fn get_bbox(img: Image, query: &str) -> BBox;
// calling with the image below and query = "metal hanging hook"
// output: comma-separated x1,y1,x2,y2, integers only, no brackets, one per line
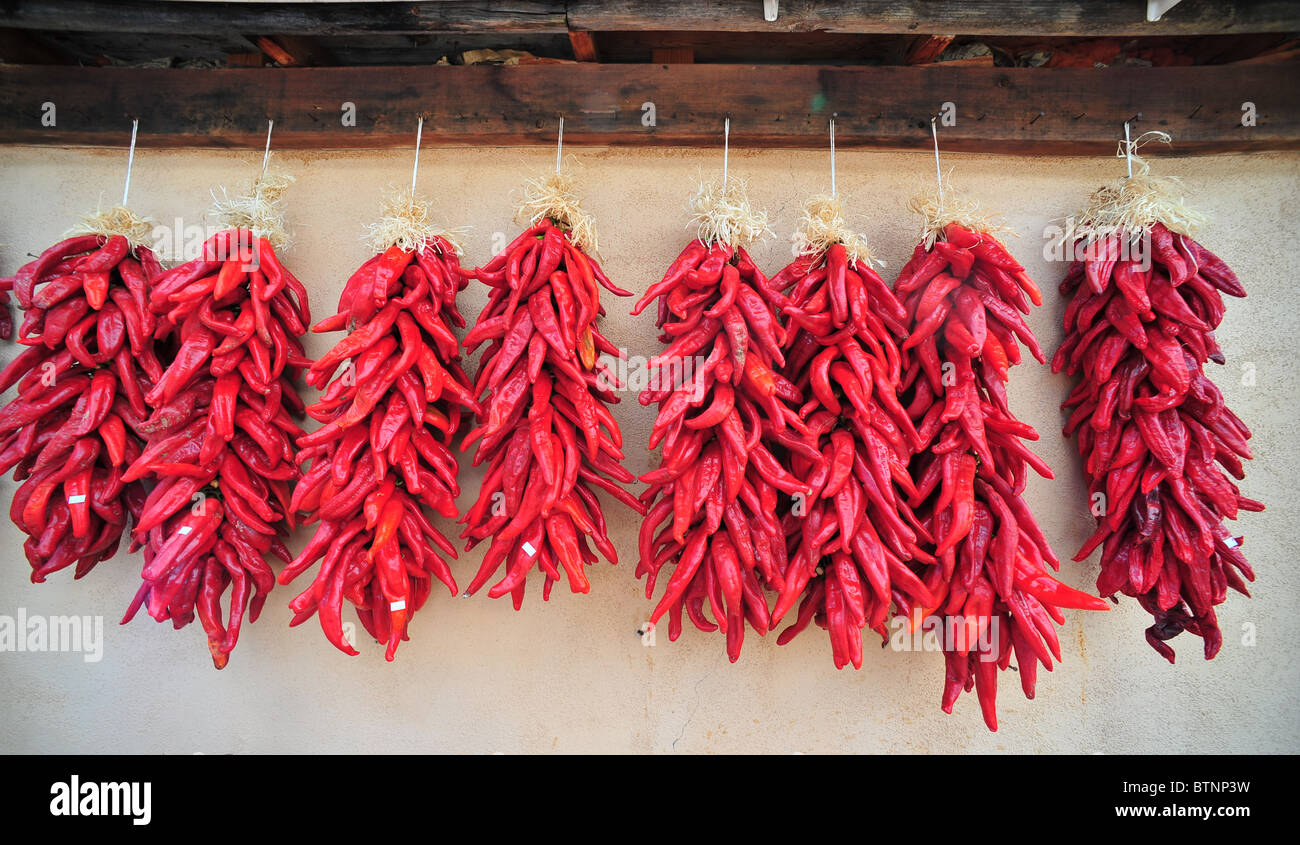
411,116,424,209
931,116,943,204
122,118,139,207
555,115,564,175
829,114,837,198
260,119,274,176
722,116,731,183
1124,120,1133,178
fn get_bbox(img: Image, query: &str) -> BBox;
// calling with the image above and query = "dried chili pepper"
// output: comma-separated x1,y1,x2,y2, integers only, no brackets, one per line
286,235,476,659
123,228,310,668
1,234,161,585
895,222,1108,731
1054,222,1260,662
462,217,640,606
633,238,814,661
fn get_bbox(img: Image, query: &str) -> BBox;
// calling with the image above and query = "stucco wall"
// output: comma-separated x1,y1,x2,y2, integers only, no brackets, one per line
0,145,1295,754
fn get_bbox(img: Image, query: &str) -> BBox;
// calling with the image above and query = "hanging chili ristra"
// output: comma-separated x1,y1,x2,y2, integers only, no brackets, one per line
633,175,814,661
766,194,933,669
0,211,163,586
286,189,478,659
1053,141,1261,662
461,168,641,606
894,195,1108,730
123,173,311,668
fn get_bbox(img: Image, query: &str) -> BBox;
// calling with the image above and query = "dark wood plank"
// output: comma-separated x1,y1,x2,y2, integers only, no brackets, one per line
571,0,1300,35
0,64,1293,154
226,52,267,68
0,1,569,35
1,0,1297,37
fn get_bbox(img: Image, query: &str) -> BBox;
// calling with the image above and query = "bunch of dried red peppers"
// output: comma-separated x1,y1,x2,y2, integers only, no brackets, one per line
0,163,1260,732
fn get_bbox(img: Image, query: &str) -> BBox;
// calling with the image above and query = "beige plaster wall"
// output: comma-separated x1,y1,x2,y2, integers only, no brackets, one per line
0,145,1295,753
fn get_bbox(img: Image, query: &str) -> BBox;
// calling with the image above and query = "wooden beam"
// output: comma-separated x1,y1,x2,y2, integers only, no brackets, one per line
0,1,570,35
0,0,1297,37
570,0,1300,35
0,64,1294,154
568,30,599,62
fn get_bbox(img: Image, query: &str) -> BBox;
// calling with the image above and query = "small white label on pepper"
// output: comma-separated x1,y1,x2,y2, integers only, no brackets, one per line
390,600,406,612
179,526,192,535
1224,536,1239,549
522,541,536,557
67,495,86,504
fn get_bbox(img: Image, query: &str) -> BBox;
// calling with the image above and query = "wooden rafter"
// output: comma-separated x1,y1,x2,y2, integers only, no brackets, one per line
1,0,1298,37
0,63,1293,154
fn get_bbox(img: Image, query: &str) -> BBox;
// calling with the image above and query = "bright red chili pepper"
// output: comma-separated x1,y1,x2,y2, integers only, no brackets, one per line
635,237,814,662
766,234,932,669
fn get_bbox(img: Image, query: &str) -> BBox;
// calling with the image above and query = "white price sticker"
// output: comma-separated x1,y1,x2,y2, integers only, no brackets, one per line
522,541,536,557
67,495,86,504
390,600,406,612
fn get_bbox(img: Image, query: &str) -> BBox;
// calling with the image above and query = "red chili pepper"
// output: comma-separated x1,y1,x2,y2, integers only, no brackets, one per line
635,235,813,661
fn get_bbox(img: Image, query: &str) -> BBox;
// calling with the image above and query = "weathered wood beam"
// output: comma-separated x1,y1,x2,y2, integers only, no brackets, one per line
570,0,1300,35
0,0,1297,37
0,1,570,35
0,64,1292,154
